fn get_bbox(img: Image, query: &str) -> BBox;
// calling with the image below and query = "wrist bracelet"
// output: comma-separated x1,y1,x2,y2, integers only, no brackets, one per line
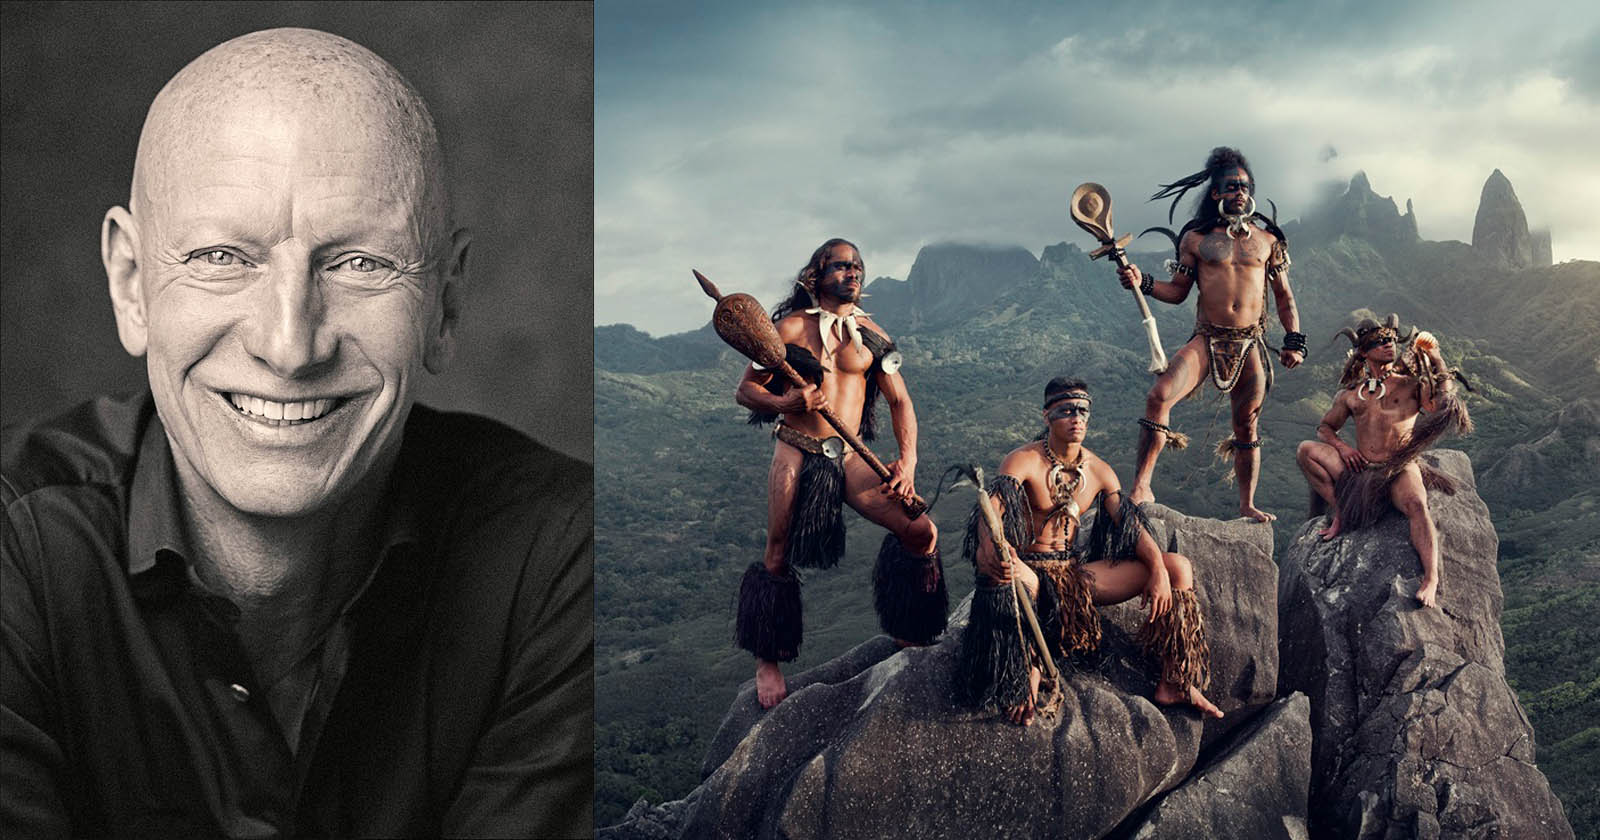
1139,274,1154,296
1282,331,1307,354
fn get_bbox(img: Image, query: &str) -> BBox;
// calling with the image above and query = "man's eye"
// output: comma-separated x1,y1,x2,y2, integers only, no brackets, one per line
189,249,245,267
331,255,389,273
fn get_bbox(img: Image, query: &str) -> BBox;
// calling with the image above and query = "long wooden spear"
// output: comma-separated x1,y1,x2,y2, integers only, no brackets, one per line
959,463,1060,687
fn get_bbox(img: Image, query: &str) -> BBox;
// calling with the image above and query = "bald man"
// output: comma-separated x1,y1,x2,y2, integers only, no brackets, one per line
1,29,591,837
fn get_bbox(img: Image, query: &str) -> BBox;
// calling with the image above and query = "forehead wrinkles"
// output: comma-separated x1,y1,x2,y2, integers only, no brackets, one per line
131,28,449,245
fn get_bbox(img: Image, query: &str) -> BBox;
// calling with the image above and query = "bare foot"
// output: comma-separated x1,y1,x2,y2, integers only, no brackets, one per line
1154,681,1225,718
1416,576,1439,608
1004,665,1042,726
1240,504,1276,522
1317,515,1342,540
1129,484,1155,506
756,660,787,709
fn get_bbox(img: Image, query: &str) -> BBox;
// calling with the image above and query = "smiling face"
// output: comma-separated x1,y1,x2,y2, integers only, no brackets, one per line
105,30,465,519
815,243,864,305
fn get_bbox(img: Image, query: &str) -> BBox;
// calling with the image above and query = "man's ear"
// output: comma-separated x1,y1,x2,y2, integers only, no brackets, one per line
103,206,148,357
424,227,470,375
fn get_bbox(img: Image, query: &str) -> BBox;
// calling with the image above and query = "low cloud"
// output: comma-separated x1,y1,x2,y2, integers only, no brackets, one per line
598,1,1600,335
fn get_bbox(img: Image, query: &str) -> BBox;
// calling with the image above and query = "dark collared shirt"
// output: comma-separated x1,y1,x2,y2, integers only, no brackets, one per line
1,393,593,838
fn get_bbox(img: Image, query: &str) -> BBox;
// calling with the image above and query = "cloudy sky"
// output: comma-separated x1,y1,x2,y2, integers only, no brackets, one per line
597,0,1599,336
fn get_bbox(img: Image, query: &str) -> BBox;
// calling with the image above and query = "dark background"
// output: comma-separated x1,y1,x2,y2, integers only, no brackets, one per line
0,1,593,461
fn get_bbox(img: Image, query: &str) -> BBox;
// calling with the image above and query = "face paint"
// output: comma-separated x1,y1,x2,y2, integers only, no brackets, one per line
1047,402,1091,421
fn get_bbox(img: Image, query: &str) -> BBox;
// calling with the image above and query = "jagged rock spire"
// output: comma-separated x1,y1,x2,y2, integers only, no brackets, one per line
1472,169,1535,268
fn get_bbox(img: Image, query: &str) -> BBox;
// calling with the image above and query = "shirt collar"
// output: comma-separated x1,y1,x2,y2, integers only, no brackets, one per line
126,413,192,577
125,408,426,581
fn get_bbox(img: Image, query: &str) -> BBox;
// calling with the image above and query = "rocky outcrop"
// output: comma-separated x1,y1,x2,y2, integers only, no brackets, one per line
1121,693,1312,840
1471,169,1534,268
1296,172,1420,251
1531,228,1553,267
604,505,1282,839
867,243,1039,331
1278,450,1573,839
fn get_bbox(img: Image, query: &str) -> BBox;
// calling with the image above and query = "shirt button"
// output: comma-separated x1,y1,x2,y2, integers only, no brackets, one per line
229,683,251,702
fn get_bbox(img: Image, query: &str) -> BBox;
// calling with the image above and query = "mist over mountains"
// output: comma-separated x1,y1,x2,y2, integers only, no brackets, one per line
595,171,1599,829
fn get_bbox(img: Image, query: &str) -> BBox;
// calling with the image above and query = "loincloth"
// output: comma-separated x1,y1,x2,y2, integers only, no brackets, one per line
1019,550,1102,658
775,424,846,569
1331,456,1457,533
1192,320,1272,396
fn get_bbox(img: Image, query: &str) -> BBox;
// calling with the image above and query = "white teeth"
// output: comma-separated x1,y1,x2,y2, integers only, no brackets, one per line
228,394,334,422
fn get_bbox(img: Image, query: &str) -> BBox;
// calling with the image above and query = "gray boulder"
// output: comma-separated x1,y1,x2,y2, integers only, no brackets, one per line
610,504,1278,840
1122,693,1312,840
1277,450,1573,839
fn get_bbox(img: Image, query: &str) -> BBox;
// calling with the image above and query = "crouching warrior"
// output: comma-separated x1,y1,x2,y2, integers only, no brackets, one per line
1296,314,1473,607
734,238,945,708
956,377,1223,725
1120,147,1304,521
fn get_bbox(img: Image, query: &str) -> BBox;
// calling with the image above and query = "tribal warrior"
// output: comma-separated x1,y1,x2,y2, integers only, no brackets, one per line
957,377,1222,725
1296,314,1472,608
1119,147,1305,521
734,238,946,708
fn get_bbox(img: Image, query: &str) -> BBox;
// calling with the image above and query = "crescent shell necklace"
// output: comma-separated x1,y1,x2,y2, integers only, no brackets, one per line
1042,439,1086,525
1358,367,1393,401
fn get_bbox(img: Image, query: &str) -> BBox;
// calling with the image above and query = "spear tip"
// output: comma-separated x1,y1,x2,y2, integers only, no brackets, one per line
692,269,722,301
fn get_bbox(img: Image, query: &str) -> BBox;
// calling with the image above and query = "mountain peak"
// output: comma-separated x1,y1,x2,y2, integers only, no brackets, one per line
1295,171,1418,250
1472,169,1535,268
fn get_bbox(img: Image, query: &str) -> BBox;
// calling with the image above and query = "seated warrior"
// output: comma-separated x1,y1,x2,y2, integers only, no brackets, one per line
1296,314,1472,608
957,377,1222,726
1118,147,1305,521
734,238,945,709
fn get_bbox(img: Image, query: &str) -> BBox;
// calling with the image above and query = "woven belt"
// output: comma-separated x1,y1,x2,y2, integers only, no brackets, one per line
775,424,844,458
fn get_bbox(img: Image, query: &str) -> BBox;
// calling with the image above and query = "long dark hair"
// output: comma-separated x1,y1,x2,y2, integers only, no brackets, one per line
1151,147,1254,226
1141,147,1285,259
772,237,860,321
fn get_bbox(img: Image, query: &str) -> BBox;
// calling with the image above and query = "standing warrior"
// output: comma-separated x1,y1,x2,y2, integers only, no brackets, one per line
1295,314,1473,608
1119,147,1305,521
957,377,1222,725
734,238,946,708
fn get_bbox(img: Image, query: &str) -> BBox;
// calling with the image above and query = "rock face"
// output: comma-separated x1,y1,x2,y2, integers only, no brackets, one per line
867,243,1039,331
1123,693,1312,840
1531,228,1553,267
1277,450,1573,839
1471,169,1534,268
1297,171,1420,251
604,504,1283,839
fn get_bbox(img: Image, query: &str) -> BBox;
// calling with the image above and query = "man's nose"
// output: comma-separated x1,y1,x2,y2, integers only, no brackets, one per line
242,257,336,378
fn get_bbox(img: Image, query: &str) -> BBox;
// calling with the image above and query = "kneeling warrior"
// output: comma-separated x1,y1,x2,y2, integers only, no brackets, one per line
734,238,946,709
956,377,1223,725
1119,147,1305,521
1296,314,1473,608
